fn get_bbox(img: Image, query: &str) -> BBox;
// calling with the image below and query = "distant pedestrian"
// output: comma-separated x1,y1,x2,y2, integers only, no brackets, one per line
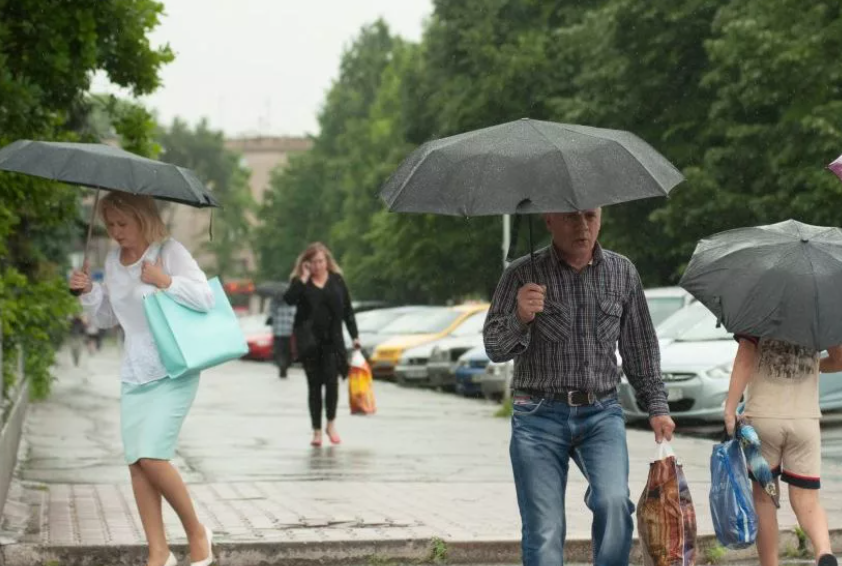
284,242,359,447
483,208,674,566
69,314,86,367
725,337,842,566
84,316,101,355
69,192,215,566
268,291,295,378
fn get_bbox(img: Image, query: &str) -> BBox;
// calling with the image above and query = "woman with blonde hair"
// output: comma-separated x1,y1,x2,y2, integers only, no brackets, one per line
69,192,215,566
284,242,359,446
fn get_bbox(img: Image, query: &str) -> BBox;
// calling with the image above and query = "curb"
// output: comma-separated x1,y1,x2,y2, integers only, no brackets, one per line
2,530,840,566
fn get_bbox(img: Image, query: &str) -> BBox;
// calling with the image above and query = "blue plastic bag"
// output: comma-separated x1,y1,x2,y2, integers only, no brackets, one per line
709,439,757,549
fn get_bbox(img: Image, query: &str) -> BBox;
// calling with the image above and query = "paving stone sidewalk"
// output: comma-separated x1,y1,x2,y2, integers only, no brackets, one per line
2,346,841,565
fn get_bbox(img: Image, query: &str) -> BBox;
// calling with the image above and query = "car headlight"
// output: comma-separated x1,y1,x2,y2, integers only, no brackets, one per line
707,364,733,379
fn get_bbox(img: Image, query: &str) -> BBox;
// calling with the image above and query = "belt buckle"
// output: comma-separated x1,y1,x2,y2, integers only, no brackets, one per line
567,391,595,406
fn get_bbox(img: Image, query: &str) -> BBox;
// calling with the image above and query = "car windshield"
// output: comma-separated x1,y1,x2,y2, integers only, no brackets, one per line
356,308,419,333
450,311,488,336
381,308,460,334
656,302,732,342
647,297,687,327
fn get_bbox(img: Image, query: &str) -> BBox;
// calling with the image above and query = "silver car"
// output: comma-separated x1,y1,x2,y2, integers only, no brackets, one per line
481,358,513,402
618,301,842,422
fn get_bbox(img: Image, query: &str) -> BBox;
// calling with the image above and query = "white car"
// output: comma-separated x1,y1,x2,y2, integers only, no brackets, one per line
619,301,842,422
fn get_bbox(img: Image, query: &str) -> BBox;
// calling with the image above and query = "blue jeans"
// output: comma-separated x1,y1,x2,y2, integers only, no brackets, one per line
510,393,633,566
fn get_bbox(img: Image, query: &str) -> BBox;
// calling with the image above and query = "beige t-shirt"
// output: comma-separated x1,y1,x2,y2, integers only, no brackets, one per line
740,337,821,419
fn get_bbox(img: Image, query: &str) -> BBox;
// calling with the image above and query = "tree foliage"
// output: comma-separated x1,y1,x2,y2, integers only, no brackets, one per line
257,0,842,301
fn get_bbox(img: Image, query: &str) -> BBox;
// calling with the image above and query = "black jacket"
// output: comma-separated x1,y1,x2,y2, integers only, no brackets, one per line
283,272,358,356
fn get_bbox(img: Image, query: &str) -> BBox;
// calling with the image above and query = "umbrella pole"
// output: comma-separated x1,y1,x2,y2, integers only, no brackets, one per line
528,214,536,282
70,189,100,296
82,189,101,269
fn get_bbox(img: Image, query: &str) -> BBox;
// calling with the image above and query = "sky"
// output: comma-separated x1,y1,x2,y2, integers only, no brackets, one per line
92,0,433,138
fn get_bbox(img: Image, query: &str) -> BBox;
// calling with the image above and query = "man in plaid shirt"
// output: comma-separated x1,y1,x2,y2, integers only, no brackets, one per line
484,208,675,566
269,294,296,378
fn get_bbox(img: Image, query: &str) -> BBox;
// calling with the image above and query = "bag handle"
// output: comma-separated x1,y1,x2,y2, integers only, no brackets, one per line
147,238,171,274
656,441,675,461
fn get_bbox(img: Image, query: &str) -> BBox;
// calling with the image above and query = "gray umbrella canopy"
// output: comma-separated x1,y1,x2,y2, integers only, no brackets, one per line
379,118,684,216
679,220,842,351
0,140,218,207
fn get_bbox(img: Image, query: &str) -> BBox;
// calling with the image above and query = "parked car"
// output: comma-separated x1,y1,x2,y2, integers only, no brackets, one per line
371,303,489,379
239,314,274,361
352,300,392,313
481,359,513,402
644,286,695,327
454,346,492,397
618,301,842,422
395,310,487,387
344,305,435,359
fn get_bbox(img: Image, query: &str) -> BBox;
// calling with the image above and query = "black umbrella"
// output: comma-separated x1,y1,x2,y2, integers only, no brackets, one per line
0,139,218,265
379,118,684,277
679,220,842,351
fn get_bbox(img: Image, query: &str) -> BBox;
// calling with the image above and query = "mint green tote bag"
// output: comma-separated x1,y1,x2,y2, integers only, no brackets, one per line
144,277,248,378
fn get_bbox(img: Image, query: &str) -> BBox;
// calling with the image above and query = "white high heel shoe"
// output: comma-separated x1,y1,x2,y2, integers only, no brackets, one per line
163,552,177,566
190,525,214,566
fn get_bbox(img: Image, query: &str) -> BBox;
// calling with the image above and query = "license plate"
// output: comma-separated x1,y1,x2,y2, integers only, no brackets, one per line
667,388,684,401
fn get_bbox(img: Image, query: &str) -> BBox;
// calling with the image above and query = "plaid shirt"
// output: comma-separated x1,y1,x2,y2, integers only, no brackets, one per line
270,297,296,337
483,243,669,417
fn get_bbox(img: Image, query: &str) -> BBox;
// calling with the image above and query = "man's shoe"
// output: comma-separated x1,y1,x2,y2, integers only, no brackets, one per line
819,554,838,566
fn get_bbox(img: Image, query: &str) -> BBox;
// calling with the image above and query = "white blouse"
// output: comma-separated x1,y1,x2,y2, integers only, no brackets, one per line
80,238,214,385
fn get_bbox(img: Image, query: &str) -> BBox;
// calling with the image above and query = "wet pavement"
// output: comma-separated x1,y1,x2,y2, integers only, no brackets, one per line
2,344,841,565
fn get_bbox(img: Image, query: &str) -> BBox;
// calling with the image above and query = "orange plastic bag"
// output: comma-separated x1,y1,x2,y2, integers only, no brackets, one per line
348,350,376,415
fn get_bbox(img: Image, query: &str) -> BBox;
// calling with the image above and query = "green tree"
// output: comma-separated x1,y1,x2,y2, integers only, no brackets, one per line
257,0,842,304
255,21,400,286
0,0,172,397
156,119,255,278
654,0,842,272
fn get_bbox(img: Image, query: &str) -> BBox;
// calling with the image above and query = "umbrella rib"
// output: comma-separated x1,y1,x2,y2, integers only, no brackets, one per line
803,242,820,350
525,121,577,209
567,125,684,185
385,144,434,211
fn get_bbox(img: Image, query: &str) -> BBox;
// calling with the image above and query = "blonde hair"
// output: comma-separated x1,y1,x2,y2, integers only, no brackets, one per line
291,242,343,279
99,192,168,244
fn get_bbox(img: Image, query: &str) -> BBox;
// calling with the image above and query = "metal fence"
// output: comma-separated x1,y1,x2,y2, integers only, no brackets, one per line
0,324,29,521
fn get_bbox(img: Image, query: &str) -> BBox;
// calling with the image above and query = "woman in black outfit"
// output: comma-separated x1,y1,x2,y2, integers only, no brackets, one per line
284,242,359,447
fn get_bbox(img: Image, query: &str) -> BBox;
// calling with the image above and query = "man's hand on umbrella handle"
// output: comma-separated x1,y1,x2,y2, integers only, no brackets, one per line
69,261,93,295
517,284,546,324
650,414,676,443
141,256,172,289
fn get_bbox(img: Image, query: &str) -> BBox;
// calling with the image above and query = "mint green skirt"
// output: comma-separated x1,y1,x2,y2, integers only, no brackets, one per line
120,373,200,465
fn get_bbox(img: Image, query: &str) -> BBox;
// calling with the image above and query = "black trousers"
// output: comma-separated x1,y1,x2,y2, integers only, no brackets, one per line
302,347,339,430
273,335,291,375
